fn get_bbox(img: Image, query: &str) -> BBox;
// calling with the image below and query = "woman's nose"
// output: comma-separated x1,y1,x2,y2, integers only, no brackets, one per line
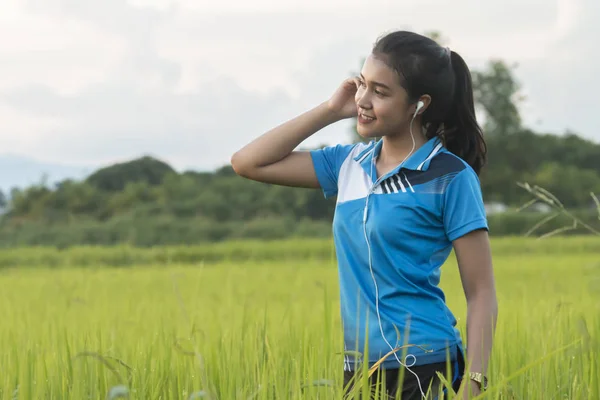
355,90,372,110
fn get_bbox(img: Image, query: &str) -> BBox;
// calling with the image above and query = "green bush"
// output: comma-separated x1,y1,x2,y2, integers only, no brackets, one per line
0,210,597,249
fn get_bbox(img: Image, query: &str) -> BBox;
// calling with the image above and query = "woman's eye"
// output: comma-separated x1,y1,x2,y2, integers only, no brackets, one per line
358,79,384,96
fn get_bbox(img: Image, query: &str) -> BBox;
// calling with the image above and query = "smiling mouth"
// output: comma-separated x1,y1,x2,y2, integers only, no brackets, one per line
358,113,376,123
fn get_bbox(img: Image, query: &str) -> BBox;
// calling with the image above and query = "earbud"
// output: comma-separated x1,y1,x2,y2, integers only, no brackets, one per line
415,100,424,116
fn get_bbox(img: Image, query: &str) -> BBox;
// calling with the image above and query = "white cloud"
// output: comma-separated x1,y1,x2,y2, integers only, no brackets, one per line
0,45,354,170
556,0,582,36
0,103,69,150
514,0,599,135
0,1,127,94
177,0,412,13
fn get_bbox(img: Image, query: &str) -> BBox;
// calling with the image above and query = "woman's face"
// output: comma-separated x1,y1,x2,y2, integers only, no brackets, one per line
355,54,413,139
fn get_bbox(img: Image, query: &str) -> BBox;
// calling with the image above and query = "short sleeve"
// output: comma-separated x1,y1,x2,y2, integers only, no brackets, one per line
310,143,356,198
443,168,489,241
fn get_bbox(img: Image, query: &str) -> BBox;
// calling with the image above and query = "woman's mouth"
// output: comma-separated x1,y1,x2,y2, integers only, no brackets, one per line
358,113,376,124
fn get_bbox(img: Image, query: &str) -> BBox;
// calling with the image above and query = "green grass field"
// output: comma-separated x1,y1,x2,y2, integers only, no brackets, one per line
0,237,598,399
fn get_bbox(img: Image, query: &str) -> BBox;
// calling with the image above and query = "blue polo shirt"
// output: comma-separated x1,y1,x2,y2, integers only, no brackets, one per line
310,136,488,371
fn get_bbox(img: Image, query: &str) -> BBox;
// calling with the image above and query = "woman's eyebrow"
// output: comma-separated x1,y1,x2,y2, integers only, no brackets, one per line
360,73,391,90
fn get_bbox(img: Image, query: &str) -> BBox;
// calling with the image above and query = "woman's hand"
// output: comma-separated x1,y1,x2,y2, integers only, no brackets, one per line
327,77,360,119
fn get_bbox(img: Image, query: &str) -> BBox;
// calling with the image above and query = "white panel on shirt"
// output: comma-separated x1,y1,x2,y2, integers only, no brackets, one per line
336,144,383,204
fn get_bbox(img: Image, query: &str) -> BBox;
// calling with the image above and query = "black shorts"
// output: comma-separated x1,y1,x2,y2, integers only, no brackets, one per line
342,349,465,400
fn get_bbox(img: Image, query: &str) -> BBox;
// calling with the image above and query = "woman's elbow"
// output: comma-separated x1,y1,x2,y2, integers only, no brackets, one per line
230,151,252,178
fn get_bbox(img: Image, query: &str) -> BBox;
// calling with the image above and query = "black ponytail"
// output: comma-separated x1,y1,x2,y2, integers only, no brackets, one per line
372,31,487,175
444,50,487,175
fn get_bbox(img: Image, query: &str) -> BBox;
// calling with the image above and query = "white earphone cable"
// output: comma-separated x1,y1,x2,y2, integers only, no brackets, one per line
362,104,426,399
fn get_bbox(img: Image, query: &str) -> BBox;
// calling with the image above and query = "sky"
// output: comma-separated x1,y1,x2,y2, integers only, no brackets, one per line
0,0,597,174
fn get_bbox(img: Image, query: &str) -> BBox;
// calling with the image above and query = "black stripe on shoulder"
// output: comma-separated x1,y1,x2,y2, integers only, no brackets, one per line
403,153,466,186
381,180,390,194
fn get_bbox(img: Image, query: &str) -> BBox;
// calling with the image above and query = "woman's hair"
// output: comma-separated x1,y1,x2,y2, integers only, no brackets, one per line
372,31,487,175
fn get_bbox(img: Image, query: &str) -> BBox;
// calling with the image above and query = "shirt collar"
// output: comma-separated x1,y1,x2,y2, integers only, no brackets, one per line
354,136,444,180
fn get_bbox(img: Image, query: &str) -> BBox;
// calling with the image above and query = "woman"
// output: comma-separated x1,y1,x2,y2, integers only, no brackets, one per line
231,30,498,399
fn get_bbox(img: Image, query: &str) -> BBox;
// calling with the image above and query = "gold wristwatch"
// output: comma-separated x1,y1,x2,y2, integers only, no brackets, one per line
469,372,488,390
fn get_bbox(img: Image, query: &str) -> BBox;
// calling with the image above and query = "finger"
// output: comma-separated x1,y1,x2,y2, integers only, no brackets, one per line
343,77,356,88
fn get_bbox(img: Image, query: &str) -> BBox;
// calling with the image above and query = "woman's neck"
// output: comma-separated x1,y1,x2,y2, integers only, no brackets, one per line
378,123,427,166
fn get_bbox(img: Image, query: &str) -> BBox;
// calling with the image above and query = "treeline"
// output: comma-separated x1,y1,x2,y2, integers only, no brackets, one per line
0,59,599,247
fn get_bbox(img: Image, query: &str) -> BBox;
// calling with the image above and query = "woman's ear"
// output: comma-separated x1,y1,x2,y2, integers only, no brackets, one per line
415,95,432,115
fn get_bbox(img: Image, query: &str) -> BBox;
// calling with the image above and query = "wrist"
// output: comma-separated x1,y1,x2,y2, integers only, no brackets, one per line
321,101,349,123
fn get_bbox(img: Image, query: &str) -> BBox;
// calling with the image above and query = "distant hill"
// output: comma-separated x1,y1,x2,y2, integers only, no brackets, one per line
0,154,95,194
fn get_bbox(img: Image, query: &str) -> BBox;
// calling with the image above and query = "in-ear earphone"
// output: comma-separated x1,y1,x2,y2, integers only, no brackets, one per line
415,100,424,116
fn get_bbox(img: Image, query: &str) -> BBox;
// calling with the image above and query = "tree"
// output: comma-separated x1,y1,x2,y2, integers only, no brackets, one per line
472,60,523,136
86,155,175,192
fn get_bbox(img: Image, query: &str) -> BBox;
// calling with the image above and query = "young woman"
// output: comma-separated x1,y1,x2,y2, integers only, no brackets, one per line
231,30,498,399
